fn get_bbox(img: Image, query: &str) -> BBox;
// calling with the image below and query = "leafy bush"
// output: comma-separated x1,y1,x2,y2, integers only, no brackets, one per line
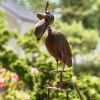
0,8,100,100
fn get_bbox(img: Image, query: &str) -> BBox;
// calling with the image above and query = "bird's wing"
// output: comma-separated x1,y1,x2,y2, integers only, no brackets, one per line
56,32,72,57
56,32,72,67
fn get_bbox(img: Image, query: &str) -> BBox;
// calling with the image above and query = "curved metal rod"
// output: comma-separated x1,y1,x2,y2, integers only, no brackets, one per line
73,84,83,100
65,81,83,100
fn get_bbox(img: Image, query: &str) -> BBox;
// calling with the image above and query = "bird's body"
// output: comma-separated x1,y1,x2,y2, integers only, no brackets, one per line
34,11,72,70
45,27,72,67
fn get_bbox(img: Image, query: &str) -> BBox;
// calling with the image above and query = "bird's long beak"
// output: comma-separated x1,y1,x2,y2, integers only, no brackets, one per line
34,19,49,41
42,21,49,35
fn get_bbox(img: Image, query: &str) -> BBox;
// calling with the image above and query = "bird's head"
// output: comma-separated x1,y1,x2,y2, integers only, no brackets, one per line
34,12,54,41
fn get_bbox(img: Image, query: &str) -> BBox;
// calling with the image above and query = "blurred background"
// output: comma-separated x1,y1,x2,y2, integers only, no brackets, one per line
0,0,100,99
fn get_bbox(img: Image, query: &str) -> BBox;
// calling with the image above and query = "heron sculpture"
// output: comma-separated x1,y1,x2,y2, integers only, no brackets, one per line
34,2,72,71
33,2,83,100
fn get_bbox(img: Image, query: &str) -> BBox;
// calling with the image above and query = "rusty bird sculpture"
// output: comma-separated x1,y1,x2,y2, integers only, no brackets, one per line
34,3,72,71
33,3,84,100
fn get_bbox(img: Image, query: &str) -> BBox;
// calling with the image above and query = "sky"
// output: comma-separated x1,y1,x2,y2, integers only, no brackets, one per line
50,0,60,3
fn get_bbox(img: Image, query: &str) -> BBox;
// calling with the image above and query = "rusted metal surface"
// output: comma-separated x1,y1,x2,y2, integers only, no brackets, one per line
34,1,82,100
46,72,82,100
34,1,72,70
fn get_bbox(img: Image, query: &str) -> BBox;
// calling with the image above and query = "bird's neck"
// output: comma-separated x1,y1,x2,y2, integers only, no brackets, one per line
47,26,52,36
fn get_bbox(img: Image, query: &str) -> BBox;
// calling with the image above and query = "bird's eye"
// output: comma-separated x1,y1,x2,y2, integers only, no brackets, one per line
45,15,50,22
45,19,48,21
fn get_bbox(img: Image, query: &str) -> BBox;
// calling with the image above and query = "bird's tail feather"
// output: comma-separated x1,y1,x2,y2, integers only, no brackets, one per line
65,57,72,67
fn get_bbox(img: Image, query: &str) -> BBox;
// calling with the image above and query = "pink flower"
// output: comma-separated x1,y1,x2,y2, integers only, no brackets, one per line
0,79,5,89
11,73,19,83
31,68,39,73
0,83,5,89
72,75,77,81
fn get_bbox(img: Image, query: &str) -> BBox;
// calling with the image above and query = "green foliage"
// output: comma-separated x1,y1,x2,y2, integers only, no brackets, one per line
59,0,100,30
17,32,39,53
76,74,100,100
0,9,18,67
0,1,100,100
0,45,18,67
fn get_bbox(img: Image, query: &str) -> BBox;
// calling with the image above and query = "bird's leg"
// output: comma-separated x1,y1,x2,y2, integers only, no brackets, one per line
56,60,58,71
62,63,65,71
60,72,63,82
